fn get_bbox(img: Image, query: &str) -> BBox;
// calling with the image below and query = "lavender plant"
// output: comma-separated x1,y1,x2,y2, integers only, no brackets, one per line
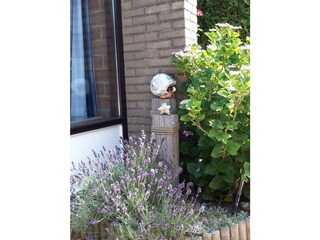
70,131,205,240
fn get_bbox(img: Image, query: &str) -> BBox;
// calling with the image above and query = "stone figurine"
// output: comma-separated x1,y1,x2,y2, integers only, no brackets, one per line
158,103,171,115
150,73,176,99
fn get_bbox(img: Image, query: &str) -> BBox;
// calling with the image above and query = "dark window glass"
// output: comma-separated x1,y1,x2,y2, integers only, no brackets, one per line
70,0,120,124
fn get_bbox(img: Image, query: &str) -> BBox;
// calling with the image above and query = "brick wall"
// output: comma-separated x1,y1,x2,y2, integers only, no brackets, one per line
121,0,198,136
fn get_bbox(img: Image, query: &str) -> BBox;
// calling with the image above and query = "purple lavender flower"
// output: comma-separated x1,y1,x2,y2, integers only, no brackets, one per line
182,130,194,137
177,225,184,231
89,220,99,225
199,205,205,213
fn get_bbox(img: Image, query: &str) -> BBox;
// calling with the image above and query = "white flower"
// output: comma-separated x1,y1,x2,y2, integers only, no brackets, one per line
216,23,242,29
158,103,171,115
207,44,217,51
228,64,237,69
242,65,250,71
229,71,241,76
239,45,250,51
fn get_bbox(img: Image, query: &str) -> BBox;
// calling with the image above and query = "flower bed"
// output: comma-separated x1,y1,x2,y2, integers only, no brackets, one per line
71,216,250,240
70,131,249,240
187,216,250,240
71,131,205,240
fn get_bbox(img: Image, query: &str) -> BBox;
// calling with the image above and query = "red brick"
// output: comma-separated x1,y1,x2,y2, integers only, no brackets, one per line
132,0,157,8
135,50,159,59
159,11,184,21
159,29,185,39
127,109,150,117
123,35,134,44
125,76,151,84
132,15,158,25
160,49,177,57
134,32,158,43
124,52,134,60
126,101,137,109
123,25,146,35
145,4,171,14
147,21,171,32
136,68,160,76
125,85,136,92
124,68,136,77
137,101,152,109
135,84,151,92
124,42,145,51
122,8,145,18
172,1,184,10
122,18,133,27
173,38,186,47
128,117,151,125
121,1,131,10
146,40,171,49
148,58,172,67
173,20,185,29
125,59,148,68
126,93,153,101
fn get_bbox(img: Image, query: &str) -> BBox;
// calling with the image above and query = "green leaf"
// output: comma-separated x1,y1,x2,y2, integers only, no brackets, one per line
225,140,241,155
222,172,234,183
180,114,191,122
204,164,218,176
217,89,228,98
211,144,223,158
198,114,206,121
208,129,231,142
191,101,202,109
226,102,234,109
226,120,238,130
202,187,214,200
208,175,226,191
242,162,250,182
179,99,191,110
210,102,223,111
186,163,202,178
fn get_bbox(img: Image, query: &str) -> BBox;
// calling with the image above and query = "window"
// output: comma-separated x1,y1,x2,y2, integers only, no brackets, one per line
70,0,127,135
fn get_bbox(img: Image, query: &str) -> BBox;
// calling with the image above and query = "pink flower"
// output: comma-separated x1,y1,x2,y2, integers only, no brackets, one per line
197,9,203,16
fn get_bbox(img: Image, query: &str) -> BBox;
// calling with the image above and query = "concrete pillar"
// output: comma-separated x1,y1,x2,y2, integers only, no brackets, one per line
151,98,180,185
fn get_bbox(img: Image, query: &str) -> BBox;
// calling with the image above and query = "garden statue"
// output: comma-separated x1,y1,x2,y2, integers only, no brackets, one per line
150,73,176,99
158,103,171,115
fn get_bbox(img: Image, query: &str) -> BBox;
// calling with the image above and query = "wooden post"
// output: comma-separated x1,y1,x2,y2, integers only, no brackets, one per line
245,217,250,240
93,223,100,240
99,221,107,240
151,98,180,185
202,233,212,240
238,220,247,240
230,223,240,240
212,230,222,240
220,226,231,240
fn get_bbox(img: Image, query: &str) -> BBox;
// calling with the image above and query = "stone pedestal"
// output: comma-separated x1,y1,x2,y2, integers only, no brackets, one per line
151,98,180,185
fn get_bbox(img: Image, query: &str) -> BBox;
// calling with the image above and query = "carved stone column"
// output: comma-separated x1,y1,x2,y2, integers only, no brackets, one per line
151,98,180,185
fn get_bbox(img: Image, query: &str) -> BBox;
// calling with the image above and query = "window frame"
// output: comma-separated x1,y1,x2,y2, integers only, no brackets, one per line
70,0,127,139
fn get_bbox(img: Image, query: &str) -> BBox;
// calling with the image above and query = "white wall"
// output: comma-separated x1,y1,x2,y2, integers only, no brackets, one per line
70,124,123,165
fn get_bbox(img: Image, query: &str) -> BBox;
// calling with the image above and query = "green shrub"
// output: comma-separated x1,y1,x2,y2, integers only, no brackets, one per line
197,0,250,47
173,24,250,202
